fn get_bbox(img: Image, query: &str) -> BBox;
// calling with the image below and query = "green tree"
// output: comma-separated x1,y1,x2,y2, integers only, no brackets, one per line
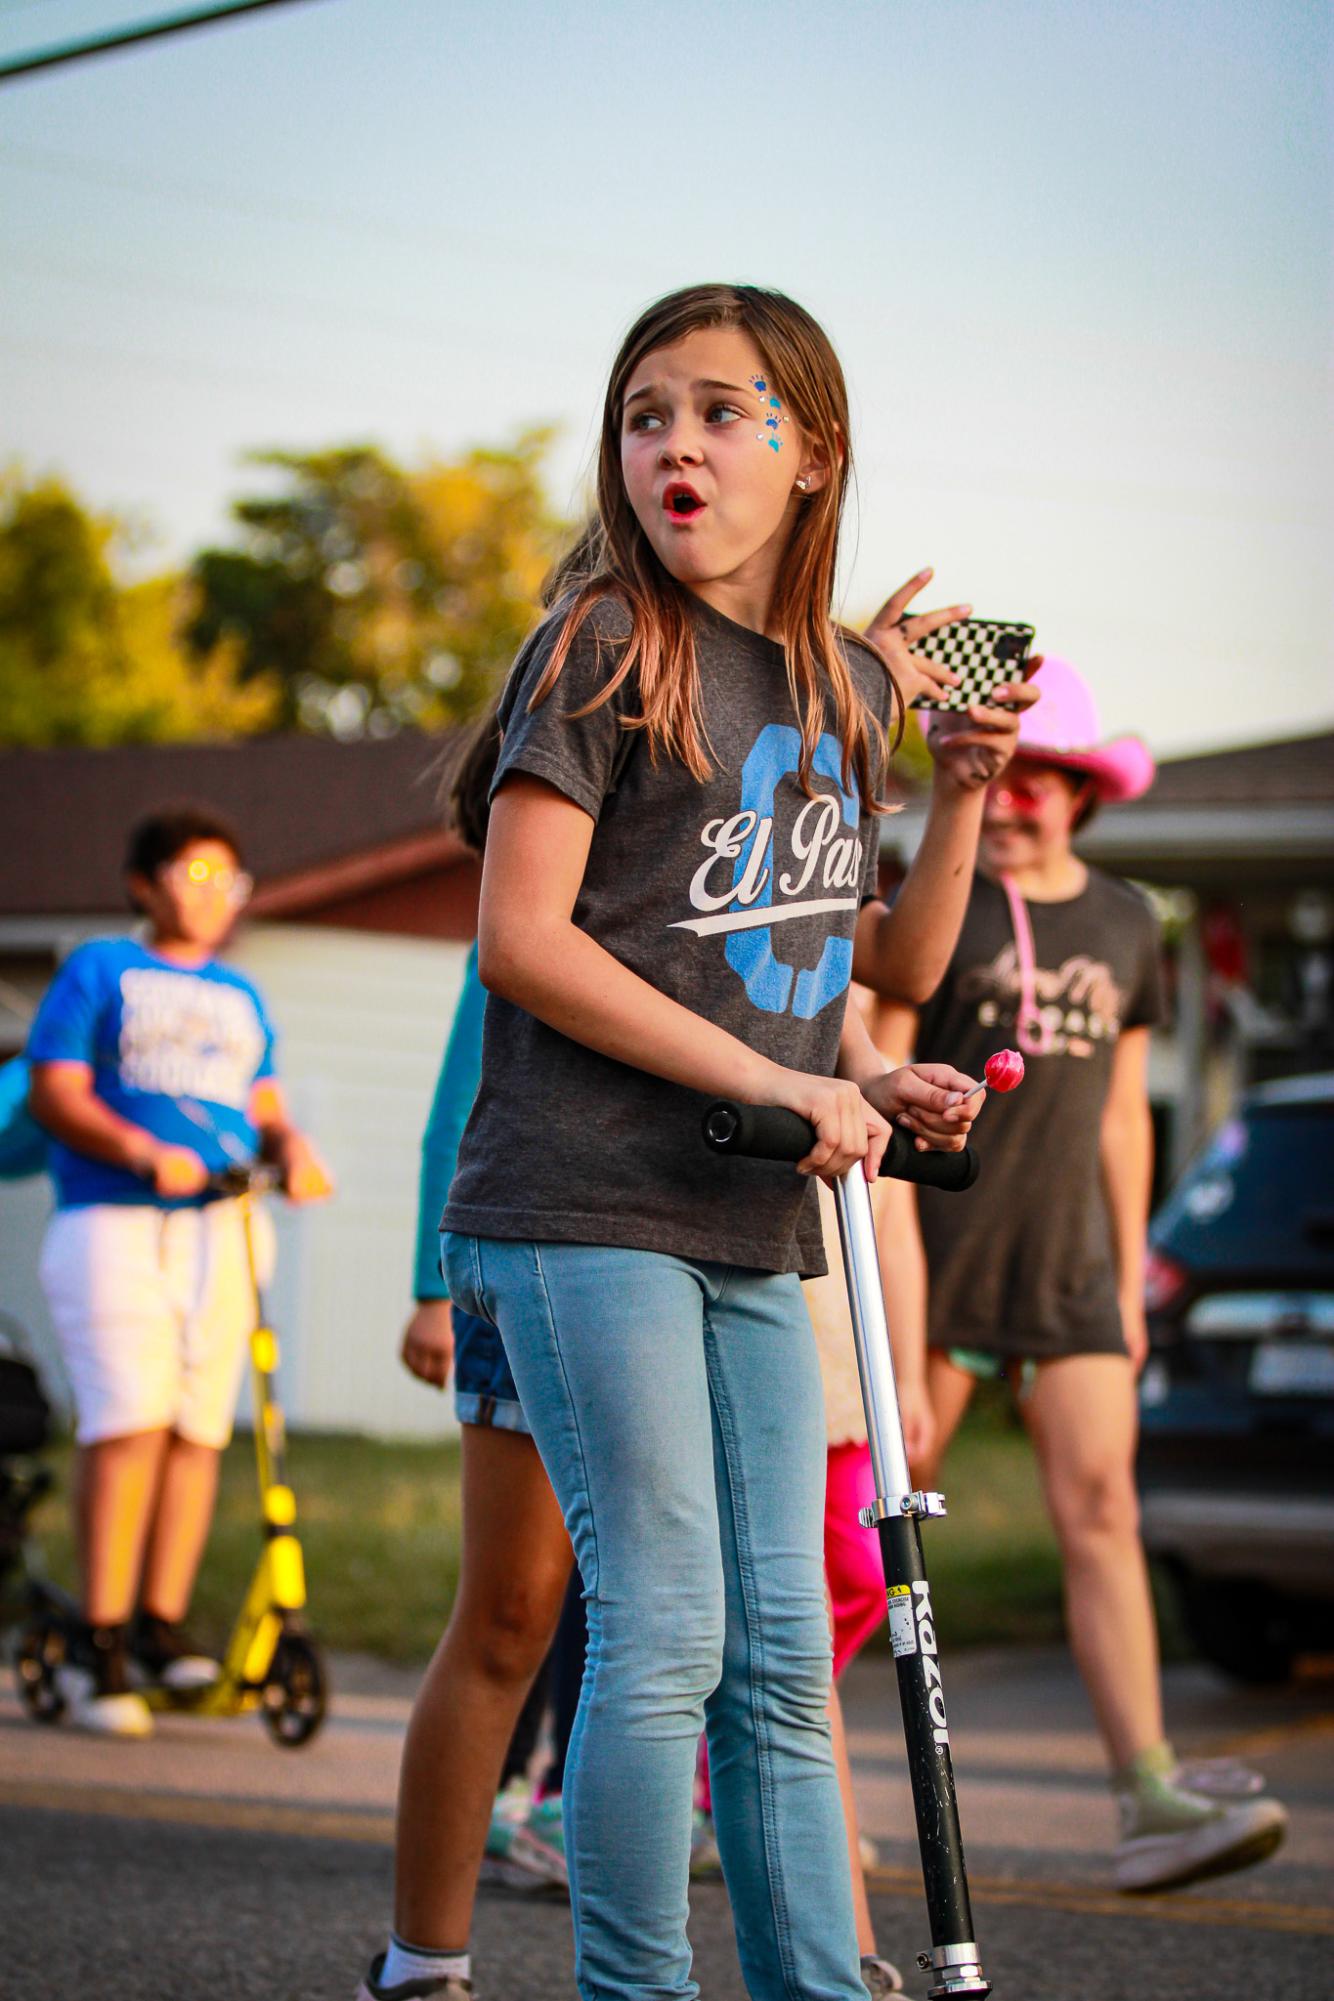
188,432,568,736
0,470,276,747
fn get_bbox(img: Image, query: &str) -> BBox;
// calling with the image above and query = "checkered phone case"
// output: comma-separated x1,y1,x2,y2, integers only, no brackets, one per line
909,619,1035,711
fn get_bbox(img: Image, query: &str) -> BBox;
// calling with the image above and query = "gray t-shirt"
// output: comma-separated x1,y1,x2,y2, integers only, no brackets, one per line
914,869,1165,1358
442,593,893,1276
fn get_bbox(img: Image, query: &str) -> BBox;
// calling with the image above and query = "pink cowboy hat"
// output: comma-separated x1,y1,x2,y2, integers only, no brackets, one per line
1015,656,1155,802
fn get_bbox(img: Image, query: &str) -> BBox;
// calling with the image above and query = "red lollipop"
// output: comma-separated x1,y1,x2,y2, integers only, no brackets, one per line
961,1048,1026,1102
984,1048,1025,1093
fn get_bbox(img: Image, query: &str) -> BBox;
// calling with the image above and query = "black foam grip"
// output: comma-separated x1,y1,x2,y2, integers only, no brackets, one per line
702,1102,979,1192
202,1164,283,1198
880,1128,980,1191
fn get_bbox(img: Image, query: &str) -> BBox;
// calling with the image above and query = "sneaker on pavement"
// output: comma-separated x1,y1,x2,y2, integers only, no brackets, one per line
1174,1755,1267,1799
1114,1779,1287,1893
56,1623,153,1738
526,1794,566,1855
486,1775,530,1841
480,1783,568,1890
860,1955,905,1999
131,1611,220,1692
355,1952,472,1999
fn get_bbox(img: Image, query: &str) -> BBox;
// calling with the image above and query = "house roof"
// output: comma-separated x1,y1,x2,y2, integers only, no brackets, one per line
3,723,1331,922
1077,729,1334,884
1136,730,1334,809
0,731,460,919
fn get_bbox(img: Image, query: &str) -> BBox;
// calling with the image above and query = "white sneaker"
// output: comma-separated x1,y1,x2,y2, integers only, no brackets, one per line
56,1662,153,1738
1114,1782,1287,1893
861,1953,905,1997
480,1782,567,1889
57,1622,154,1737
356,1953,472,1998
131,1613,220,1692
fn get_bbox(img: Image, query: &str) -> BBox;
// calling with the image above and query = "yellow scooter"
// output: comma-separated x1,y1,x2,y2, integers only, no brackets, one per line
16,1166,327,1748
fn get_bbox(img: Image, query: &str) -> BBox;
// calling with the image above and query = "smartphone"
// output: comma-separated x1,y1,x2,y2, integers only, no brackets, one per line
908,618,1036,712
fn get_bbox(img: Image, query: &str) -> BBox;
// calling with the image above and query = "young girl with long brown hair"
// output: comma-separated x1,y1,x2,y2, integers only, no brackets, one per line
360,283,1033,2001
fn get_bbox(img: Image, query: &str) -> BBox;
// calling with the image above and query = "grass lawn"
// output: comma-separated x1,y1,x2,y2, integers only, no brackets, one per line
911,1385,1066,1649
27,1430,466,1664
22,1385,1183,1664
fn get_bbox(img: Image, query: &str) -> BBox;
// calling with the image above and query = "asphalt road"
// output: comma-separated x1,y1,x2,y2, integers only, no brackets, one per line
5,1645,1332,2001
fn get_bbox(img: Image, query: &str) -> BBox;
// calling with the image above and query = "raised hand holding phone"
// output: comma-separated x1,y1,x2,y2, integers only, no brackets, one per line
925,653,1043,792
862,568,973,709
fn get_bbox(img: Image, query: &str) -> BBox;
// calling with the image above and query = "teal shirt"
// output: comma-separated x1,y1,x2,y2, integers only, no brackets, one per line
0,1057,47,1180
414,943,485,1301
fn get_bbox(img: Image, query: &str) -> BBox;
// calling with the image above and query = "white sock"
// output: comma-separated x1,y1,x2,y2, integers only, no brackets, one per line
380,1935,470,1991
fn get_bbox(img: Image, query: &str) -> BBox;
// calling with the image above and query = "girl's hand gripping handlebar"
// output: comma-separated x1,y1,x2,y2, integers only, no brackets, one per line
702,1102,980,1192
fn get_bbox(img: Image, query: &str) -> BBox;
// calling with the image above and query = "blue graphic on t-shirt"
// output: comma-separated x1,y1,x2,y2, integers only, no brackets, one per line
725,725,860,1019
25,938,277,1209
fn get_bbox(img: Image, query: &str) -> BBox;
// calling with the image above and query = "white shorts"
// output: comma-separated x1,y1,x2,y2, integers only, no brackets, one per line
39,1201,276,1449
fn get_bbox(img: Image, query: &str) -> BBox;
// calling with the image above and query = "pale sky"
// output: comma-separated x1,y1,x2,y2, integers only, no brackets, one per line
2,0,1330,756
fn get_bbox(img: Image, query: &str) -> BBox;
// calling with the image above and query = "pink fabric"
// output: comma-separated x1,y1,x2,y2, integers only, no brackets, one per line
695,1728,712,1816
1011,657,1155,803
824,1440,889,1676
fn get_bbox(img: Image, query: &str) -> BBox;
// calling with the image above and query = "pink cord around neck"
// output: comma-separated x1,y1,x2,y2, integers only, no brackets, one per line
999,871,1052,1056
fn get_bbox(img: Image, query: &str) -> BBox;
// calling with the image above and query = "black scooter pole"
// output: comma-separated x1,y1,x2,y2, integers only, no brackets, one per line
703,1104,991,2001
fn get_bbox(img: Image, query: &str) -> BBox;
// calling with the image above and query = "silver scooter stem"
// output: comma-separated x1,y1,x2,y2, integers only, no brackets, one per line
832,1167,912,1510
831,1163,990,2001
699,1103,989,1995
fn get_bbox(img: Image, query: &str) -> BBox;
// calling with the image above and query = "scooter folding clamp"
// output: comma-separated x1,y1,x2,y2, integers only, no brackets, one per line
858,1490,948,1528
916,1942,991,2000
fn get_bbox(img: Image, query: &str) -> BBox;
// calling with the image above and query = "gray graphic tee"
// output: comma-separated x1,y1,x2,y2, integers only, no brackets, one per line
914,870,1165,1358
442,594,894,1276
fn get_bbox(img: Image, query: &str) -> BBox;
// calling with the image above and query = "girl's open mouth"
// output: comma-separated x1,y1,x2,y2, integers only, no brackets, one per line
663,482,705,520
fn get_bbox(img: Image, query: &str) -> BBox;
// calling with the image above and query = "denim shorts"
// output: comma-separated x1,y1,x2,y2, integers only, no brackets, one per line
452,1304,530,1434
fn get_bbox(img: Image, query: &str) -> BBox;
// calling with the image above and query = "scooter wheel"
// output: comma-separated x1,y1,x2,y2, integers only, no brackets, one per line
16,1617,67,1724
260,1630,327,1748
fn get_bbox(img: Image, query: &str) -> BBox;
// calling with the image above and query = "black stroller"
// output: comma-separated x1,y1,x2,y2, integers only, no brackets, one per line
0,1313,67,1720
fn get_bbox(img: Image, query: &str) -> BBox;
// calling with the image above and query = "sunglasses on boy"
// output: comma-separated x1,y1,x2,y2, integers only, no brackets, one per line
160,857,254,908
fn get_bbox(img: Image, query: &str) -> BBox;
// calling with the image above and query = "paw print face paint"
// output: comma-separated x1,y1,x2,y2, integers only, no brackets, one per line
751,376,791,453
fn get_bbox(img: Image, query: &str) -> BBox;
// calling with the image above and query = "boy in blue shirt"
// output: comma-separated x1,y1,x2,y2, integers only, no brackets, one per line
27,804,332,1735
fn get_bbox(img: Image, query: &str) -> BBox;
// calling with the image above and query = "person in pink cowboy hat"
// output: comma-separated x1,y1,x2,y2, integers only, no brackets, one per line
877,656,1289,1894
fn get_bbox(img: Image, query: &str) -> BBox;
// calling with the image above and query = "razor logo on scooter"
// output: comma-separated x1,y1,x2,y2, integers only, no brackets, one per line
887,1583,951,1746
914,1582,951,1749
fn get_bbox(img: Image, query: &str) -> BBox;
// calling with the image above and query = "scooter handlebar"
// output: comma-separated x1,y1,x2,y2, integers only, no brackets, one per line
202,1163,284,1199
702,1101,980,1192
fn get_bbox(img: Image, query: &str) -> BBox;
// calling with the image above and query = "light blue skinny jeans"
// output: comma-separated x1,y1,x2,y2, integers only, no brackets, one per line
442,1232,868,2001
